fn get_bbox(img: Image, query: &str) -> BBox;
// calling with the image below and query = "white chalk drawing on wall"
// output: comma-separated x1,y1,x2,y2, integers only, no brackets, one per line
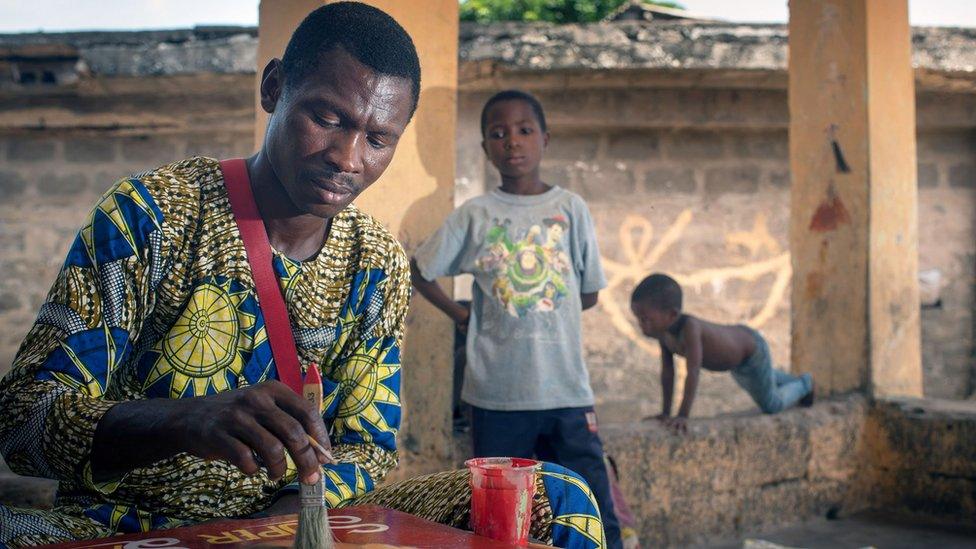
599,210,792,358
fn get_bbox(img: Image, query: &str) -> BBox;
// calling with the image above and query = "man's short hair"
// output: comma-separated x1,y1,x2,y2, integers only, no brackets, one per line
480,89,548,136
281,2,421,116
632,273,683,311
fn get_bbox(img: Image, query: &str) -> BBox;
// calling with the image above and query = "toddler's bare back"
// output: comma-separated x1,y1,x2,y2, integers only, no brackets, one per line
662,315,758,371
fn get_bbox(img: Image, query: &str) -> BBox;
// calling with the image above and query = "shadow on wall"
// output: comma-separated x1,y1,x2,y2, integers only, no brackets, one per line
398,85,457,254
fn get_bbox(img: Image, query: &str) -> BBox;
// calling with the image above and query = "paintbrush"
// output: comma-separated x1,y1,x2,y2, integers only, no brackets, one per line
294,363,335,549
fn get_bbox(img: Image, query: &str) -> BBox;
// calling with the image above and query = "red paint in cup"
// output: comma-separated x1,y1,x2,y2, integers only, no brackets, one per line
465,457,541,546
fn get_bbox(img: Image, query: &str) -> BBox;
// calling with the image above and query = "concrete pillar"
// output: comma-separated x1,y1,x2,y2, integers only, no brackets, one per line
257,1,458,476
789,0,922,397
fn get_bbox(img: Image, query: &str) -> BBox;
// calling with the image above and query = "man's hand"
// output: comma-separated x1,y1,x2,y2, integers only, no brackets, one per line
177,381,332,484
91,380,332,484
663,416,688,435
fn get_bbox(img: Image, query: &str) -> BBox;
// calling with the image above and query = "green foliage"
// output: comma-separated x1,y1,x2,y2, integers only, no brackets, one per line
459,0,685,23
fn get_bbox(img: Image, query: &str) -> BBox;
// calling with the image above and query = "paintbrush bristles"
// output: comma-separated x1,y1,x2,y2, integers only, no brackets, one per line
294,505,335,549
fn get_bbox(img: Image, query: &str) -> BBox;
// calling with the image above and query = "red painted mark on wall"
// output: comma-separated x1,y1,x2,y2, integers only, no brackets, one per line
809,187,851,232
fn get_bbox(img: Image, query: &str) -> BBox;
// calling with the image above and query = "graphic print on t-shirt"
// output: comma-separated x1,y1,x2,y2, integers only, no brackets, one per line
475,215,571,317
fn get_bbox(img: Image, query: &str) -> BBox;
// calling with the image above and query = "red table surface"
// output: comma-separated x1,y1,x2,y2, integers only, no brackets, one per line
35,505,550,549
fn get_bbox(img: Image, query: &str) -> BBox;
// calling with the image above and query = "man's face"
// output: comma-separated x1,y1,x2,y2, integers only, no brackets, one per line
631,300,677,337
261,47,414,218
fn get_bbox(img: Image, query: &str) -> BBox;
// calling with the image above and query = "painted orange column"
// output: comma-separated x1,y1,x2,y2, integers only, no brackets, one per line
864,0,923,397
257,1,458,476
788,0,922,397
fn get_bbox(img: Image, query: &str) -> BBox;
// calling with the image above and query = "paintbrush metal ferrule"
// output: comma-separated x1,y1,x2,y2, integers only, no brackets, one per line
300,477,326,508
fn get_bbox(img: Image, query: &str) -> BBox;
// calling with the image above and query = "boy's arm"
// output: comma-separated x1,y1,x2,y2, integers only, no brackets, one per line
659,343,675,417
675,320,703,419
581,291,599,310
410,258,469,329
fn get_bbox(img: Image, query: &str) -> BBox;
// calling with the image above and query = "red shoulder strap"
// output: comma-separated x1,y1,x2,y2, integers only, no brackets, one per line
219,158,303,395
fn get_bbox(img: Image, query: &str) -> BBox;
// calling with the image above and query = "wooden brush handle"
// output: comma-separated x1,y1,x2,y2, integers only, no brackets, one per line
303,383,323,413
303,363,324,413
302,363,333,463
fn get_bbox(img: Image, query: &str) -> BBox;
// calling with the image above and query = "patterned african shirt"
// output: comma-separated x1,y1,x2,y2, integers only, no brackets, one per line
0,157,407,533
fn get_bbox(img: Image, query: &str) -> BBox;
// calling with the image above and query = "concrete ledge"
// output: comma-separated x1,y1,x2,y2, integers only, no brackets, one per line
869,398,976,522
603,395,870,547
603,394,976,547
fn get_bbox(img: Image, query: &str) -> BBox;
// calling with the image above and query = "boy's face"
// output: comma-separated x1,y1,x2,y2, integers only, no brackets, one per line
631,300,679,337
482,99,549,179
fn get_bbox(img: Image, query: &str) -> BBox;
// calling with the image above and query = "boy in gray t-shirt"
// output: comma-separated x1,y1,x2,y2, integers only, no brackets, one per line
414,188,605,410
411,90,621,549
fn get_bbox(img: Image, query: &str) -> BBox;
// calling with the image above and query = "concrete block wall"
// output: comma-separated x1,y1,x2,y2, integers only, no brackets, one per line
571,127,793,420
456,88,976,422
0,78,973,423
0,129,254,373
915,129,976,399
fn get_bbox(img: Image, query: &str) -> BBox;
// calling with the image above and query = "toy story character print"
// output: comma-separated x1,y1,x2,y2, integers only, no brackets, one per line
477,215,570,317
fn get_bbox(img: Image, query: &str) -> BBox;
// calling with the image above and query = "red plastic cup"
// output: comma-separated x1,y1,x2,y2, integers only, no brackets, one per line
466,457,541,546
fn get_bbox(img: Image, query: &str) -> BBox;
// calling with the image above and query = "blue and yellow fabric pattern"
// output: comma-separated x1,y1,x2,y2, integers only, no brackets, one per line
0,157,409,547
